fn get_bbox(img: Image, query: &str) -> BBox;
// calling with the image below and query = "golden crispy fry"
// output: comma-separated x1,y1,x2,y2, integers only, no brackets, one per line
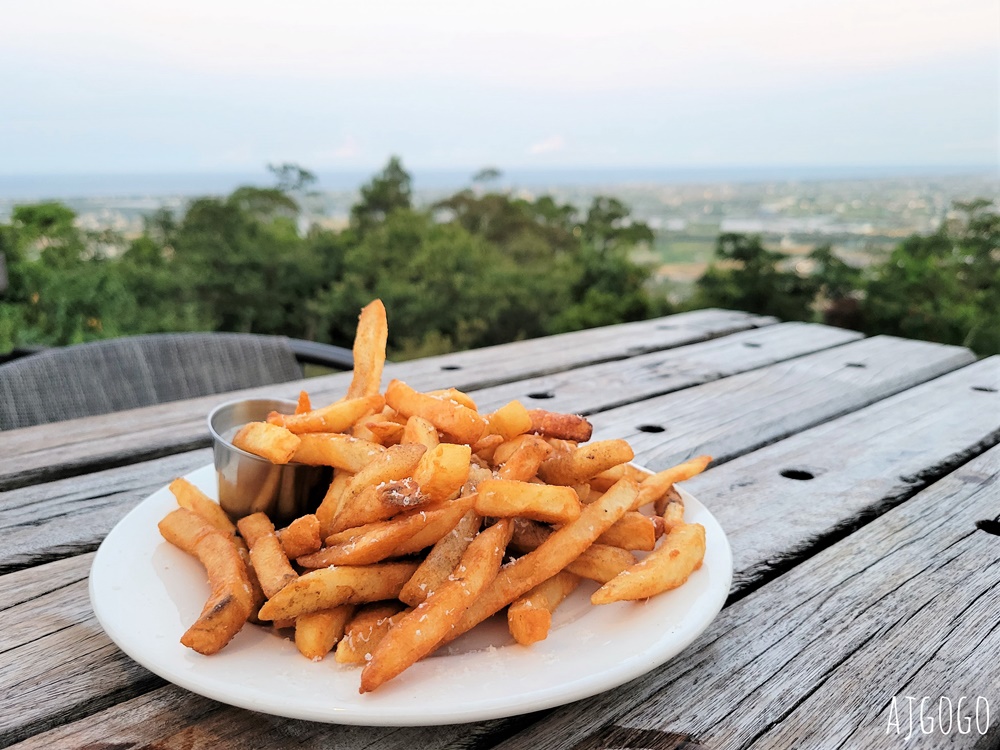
471,433,504,462
426,388,478,411
399,510,482,606
232,422,301,464
632,455,712,510
412,443,471,503
386,379,487,444
508,518,636,583
596,511,657,551
653,484,683,517
341,443,427,507
401,415,440,450
291,433,385,471
268,394,384,435
347,299,389,399
592,522,706,604
258,561,420,621
496,435,554,481
169,477,236,535
363,420,405,446
237,513,298,599
660,496,686,531
538,439,634,486
590,463,653,492
296,390,312,414
234,538,266,625
298,496,475,567
316,470,354,538
277,513,321,559
360,519,513,692
329,476,430,535
475,479,581,524
335,602,407,665
295,605,355,661
507,570,581,646
158,508,253,655
527,409,593,442
485,401,534,441
462,463,494,496
445,477,638,643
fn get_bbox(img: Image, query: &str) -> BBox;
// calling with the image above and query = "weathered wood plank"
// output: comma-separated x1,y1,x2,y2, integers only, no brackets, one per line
591,334,976,471
0,449,211,574
470,322,861,414
0,309,773,491
489,435,1000,750
4,359,996,749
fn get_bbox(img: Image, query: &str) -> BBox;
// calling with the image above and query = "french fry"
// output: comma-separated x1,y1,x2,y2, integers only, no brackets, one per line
426,388,478,411
329,476,429,534
507,571,581,646
298,496,475,567
169,477,236,535
359,519,513,693
496,436,554,482
237,513,298,598
538,439,634,486
445,477,638,643
277,513,321,559
363,420,405,446
295,390,312,414
398,510,482,606
341,443,427,507
475,479,581,524
291,433,385,471
295,605,355,661
347,299,389,399
335,602,407,665
268,394,384,435
234,538,266,625
632,455,712,511
527,409,593,442
412,443,471,503
471,433,504,463
509,519,636,583
316,470,354,538
258,561,420,621
592,522,706,604
595,511,657,551
485,401,533,441
660,494,686,531
158,508,253,655
232,422,301,464
386,380,487,444
401,415,440,450
590,463,652,492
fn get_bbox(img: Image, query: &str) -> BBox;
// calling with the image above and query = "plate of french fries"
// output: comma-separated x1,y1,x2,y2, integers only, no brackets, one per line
89,301,732,725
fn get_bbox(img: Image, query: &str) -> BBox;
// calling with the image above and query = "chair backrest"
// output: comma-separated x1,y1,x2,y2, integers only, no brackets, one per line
0,333,304,431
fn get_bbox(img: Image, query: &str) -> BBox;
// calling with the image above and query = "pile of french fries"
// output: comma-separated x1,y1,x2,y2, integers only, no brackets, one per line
158,300,711,693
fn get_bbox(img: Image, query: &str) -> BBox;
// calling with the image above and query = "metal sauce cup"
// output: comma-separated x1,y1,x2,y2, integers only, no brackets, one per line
208,398,332,524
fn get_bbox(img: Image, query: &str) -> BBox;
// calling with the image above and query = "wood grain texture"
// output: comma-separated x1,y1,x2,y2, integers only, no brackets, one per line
592,334,976,472
0,449,211,574
490,440,1000,750
0,309,773,491
4,361,995,749
469,322,861,415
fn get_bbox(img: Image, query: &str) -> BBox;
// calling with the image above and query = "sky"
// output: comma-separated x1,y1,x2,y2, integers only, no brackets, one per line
1,0,998,175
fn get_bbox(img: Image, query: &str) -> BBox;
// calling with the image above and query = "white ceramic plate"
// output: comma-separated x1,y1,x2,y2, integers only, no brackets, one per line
90,463,732,726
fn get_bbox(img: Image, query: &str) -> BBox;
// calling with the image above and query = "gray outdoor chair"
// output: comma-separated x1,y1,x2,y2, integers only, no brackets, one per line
0,333,353,431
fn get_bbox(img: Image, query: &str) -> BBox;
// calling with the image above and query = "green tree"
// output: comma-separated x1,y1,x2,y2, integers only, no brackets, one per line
350,157,412,233
691,233,819,322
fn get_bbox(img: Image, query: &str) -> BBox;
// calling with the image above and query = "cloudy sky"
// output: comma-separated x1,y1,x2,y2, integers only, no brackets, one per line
1,0,997,174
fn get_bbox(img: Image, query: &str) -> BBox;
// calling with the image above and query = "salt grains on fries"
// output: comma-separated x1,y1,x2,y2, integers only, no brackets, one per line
156,298,713,693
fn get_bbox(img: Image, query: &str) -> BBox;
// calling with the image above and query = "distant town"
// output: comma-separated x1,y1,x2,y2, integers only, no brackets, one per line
1,169,995,303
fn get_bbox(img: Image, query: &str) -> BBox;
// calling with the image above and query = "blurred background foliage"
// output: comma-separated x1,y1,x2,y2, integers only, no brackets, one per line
0,158,996,360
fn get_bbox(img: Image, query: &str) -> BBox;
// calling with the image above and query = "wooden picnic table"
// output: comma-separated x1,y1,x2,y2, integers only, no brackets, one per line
1,308,998,750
